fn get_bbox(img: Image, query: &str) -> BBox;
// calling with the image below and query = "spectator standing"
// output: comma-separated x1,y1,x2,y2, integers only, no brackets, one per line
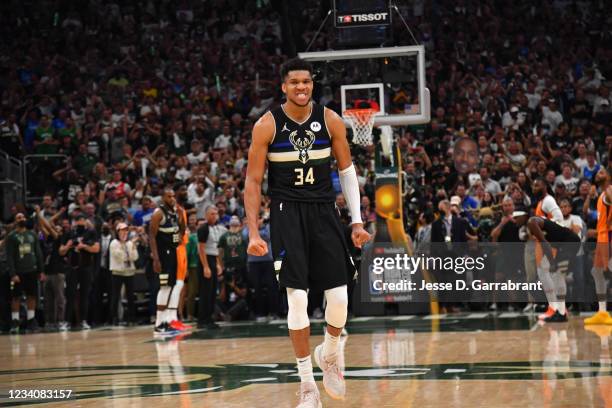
6,213,45,334
197,206,227,329
109,223,139,325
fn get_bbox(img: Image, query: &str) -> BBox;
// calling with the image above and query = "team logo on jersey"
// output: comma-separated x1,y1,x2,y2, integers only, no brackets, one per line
289,130,316,164
310,121,321,132
281,122,290,133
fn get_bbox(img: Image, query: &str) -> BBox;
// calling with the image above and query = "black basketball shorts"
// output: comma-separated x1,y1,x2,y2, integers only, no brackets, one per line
11,273,38,298
159,247,178,287
270,200,355,292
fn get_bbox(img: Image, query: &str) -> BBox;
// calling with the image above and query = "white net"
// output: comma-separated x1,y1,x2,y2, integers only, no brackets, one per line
344,109,376,147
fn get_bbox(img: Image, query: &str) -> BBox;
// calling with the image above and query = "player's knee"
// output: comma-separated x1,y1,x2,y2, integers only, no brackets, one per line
324,285,348,328
287,288,309,330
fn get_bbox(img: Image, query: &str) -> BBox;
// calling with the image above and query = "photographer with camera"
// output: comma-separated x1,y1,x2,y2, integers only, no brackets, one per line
217,216,250,321
60,214,100,330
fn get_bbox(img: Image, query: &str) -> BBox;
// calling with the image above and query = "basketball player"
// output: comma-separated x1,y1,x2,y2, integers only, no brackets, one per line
167,187,191,331
149,188,186,334
531,178,564,320
245,58,371,407
514,212,580,322
585,169,612,325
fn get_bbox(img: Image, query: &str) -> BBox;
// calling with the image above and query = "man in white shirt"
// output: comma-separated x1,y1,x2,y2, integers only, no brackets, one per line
502,106,525,131
525,81,541,110
479,167,502,196
573,143,588,170
187,139,207,166
541,99,563,135
554,163,579,195
213,125,232,149
188,178,215,219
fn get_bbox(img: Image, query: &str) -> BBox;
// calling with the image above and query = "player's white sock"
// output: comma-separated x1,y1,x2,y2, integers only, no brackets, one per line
155,310,164,327
156,286,172,325
591,267,608,312
163,309,173,324
322,329,340,360
296,355,315,383
551,272,567,315
599,302,607,312
556,302,566,315
167,281,183,322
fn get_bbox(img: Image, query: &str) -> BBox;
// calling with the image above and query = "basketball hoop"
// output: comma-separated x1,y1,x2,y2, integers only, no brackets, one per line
344,108,377,147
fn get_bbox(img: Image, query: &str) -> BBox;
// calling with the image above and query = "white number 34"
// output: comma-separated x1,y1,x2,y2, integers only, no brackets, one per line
294,167,314,185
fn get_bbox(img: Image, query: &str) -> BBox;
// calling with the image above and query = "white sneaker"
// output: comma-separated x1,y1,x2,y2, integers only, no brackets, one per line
81,321,91,331
296,381,322,408
58,322,69,332
314,344,345,400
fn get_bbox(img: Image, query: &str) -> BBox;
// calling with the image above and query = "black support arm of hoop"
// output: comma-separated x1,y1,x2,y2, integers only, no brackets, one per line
390,3,419,46
305,9,333,53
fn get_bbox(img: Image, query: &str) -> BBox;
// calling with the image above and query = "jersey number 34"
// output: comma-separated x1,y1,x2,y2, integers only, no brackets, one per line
294,167,314,185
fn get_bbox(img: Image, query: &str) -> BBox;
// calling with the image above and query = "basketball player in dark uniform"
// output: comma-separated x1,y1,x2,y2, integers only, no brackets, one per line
245,58,371,407
514,212,580,323
149,188,185,334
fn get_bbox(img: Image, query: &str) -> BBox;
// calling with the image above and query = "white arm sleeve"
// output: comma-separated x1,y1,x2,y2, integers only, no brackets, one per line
339,164,363,225
542,195,563,223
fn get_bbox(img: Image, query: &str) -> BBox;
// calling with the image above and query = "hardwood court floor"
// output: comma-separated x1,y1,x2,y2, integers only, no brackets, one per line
1,313,611,407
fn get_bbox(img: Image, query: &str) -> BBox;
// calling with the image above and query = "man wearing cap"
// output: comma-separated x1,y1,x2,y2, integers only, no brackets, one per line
502,106,525,131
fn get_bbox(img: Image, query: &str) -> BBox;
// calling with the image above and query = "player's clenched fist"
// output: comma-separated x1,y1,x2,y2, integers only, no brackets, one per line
351,224,371,249
248,236,269,256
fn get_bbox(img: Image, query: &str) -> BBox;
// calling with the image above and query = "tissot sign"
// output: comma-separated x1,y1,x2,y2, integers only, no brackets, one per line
336,12,390,27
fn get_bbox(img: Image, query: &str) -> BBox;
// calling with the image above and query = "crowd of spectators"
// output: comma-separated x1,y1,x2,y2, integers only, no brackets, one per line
0,0,611,331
